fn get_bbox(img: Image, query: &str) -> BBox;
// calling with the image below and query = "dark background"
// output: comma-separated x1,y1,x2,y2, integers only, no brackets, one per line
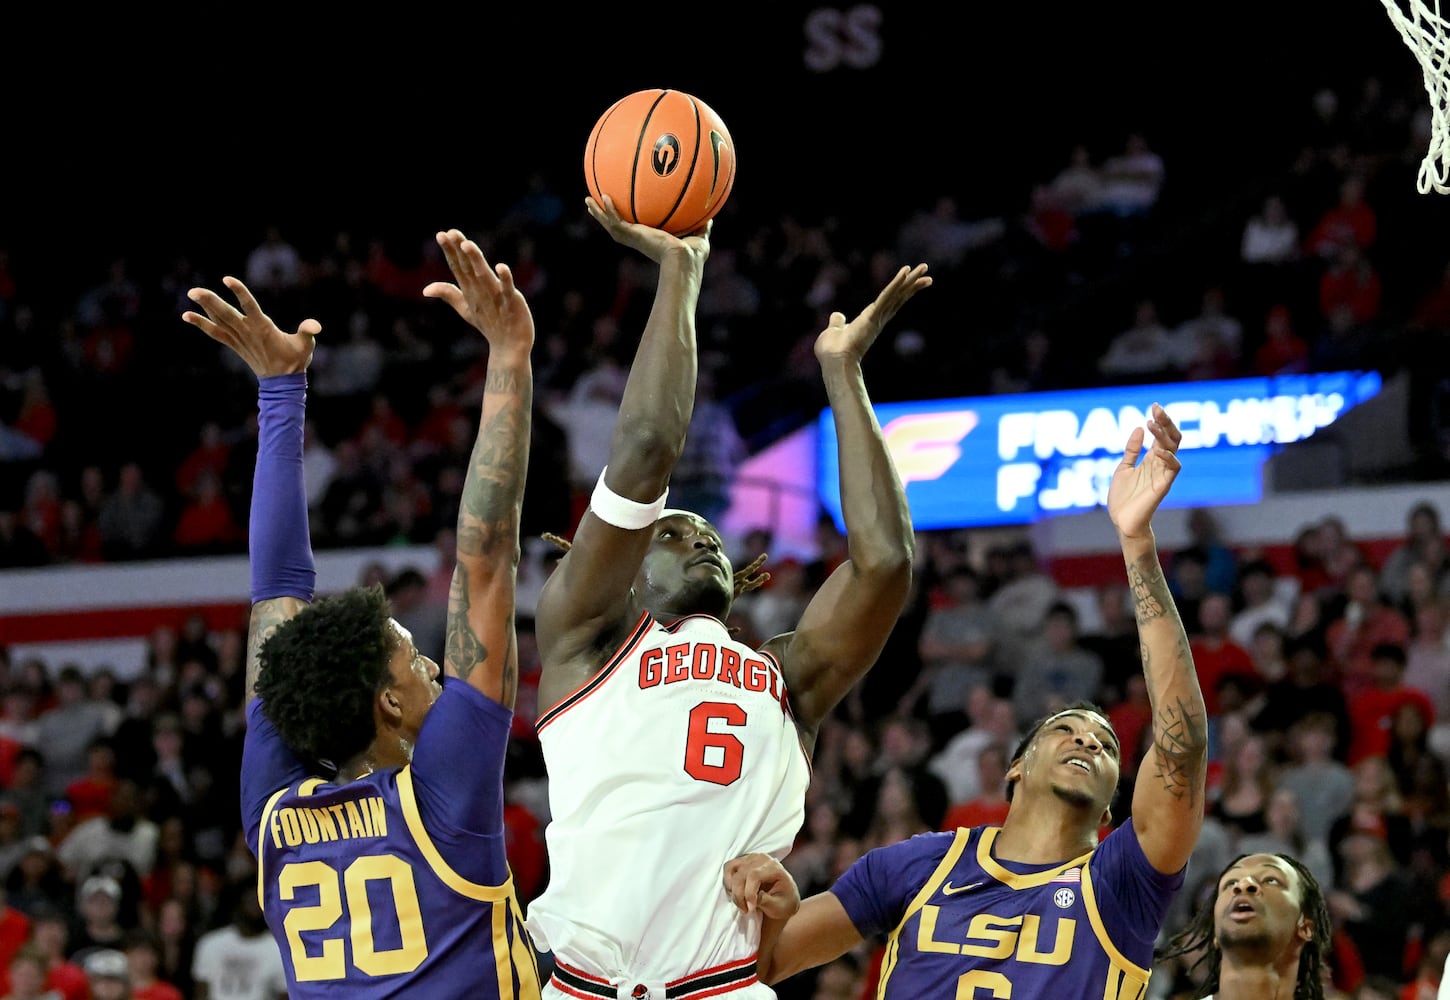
4,2,1423,287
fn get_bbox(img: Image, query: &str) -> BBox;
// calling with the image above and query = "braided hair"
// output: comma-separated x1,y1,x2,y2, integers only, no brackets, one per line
1157,852,1330,1000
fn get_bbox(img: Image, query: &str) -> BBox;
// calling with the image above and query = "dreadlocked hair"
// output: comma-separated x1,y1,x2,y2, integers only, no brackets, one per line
540,532,772,598
254,584,397,772
1156,852,1329,1000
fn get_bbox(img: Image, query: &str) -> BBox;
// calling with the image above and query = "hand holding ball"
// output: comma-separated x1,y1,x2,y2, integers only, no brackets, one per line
584,89,736,236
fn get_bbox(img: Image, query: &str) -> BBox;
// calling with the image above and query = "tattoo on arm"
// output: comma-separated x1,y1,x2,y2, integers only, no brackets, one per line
1127,560,1168,625
246,600,294,700
485,367,518,394
1151,694,1208,808
446,564,487,682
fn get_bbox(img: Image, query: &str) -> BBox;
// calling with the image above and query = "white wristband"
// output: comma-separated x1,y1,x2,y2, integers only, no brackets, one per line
588,467,669,530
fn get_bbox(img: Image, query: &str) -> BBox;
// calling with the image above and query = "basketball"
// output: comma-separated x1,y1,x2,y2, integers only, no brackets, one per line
584,89,736,236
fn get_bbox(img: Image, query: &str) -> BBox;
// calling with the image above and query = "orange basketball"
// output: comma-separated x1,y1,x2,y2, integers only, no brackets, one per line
584,89,736,236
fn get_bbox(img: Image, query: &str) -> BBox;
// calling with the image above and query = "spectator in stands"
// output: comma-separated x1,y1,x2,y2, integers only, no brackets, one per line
96,464,165,563
902,565,995,747
1097,298,1177,383
1326,565,1411,700
1009,601,1105,729
1304,174,1377,260
1251,303,1311,377
1328,831,1430,984
1229,558,1293,650
189,891,285,1000
1277,712,1355,848
34,667,114,799
1209,731,1276,845
1265,633,1352,746
1345,642,1434,768
1379,501,1448,606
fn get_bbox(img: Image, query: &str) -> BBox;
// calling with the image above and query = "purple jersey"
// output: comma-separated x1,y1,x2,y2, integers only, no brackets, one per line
832,820,1183,1000
241,677,540,999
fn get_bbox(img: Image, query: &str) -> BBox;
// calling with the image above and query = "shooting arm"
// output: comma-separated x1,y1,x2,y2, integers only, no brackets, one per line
537,240,705,652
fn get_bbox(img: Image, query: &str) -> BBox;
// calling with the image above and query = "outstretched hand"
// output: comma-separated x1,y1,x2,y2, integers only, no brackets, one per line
423,230,535,354
585,195,711,267
814,263,931,365
722,853,800,919
182,277,318,378
1107,402,1182,540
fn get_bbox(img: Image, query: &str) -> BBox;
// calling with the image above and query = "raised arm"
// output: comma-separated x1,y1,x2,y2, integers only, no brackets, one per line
1114,403,1208,874
181,277,318,701
534,197,710,679
423,230,534,707
768,265,930,738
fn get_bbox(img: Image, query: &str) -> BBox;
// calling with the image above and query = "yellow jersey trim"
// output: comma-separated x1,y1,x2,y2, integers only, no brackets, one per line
397,767,513,902
976,827,1094,889
255,785,291,910
876,828,973,998
1081,858,1150,983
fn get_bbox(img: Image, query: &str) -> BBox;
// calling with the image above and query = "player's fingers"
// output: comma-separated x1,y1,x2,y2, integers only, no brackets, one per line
297,318,322,338
186,288,244,329
435,230,464,275
494,262,516,296
180,311,227,342
423,284,468,315
1149,403,1182,449
223,276,264,317
1119,426,1146,468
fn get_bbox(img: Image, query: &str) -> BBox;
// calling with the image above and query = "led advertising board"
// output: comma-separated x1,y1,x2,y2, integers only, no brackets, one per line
817,372,1384,530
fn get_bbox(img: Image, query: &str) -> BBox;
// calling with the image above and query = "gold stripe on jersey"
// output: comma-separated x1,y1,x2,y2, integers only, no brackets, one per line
255,785,291,910
976,828,1093,889
509,891,542,1000
1080,859,1149,1000
876,828,974,998
397,767,513,902
298,777,327,796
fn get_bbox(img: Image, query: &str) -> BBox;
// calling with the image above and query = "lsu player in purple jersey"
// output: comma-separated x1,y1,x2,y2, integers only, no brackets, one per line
726,404,1209,1000
184,229,541,999
525,196,929,1000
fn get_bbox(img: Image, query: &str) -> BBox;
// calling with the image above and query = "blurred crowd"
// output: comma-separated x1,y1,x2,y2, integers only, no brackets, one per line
3,66,1450,1000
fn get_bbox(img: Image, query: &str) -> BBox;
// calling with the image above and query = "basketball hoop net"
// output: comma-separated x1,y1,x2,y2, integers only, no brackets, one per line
1381,0,1450,193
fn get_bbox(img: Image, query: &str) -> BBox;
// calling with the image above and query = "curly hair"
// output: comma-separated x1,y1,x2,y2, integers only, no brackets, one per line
1006,700,1111,803
253,584,397,770
1157,852,1329,1000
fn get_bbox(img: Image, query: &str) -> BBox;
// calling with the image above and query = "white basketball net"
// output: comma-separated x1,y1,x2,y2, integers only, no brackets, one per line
1381,0,1450,193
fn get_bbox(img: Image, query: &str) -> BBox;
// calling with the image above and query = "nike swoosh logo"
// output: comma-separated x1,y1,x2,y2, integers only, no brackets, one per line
941,881,985,895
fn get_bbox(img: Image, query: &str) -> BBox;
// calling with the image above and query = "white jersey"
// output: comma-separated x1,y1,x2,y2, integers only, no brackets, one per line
527,611,811,993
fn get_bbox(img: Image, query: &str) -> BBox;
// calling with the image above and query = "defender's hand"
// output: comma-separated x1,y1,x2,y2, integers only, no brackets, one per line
814,263,931,365
182,276,318,378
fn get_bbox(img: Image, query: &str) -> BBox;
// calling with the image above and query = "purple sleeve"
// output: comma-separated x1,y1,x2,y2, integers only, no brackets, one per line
240,699,309,851
407,677,515,886
1086,818,1186,952
831,832,958,940
250,373,315,604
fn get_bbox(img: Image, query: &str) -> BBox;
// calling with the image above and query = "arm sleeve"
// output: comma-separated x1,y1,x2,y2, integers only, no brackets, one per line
407,677,516,886
250,372,315,603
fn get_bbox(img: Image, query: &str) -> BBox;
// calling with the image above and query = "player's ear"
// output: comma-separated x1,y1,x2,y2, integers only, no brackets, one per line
1099,805,1112,828
378,686,404,725
1296,916,1314,943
